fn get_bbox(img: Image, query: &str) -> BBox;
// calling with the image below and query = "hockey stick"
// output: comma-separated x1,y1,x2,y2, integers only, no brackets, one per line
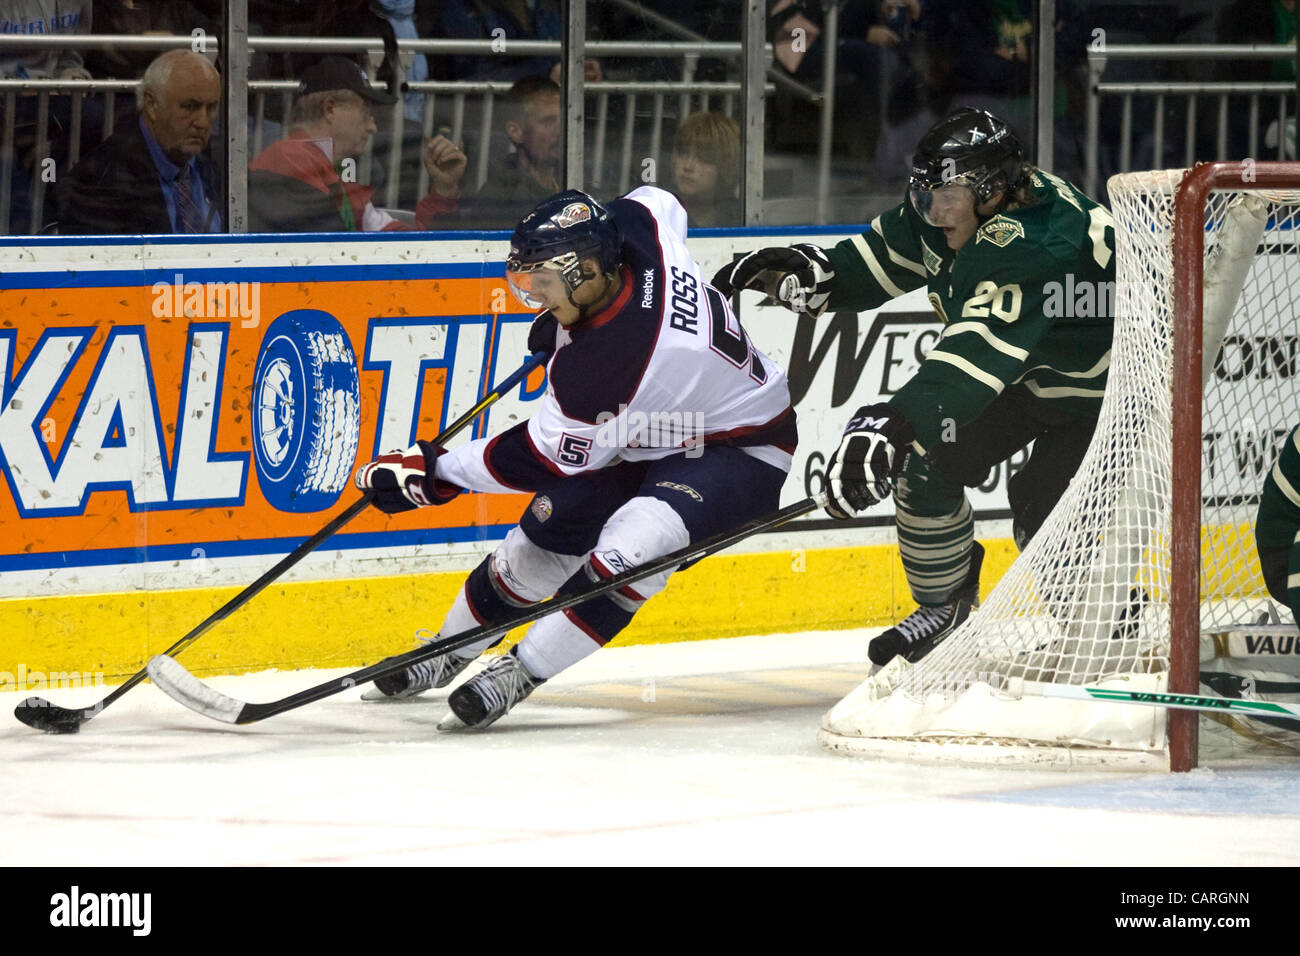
147,495,824,726
1011,679,1300,724
14,351,549,734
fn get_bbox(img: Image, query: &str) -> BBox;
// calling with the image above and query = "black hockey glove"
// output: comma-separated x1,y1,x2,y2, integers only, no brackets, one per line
355,440,462,514
709,243,835,317
823,404,914,520
527,311,559,357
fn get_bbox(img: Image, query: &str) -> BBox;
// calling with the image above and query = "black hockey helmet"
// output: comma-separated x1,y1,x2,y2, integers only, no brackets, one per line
908,108,1025,215
506,189,623,309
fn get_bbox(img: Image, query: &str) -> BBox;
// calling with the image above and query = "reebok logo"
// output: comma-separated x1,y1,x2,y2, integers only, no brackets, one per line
641,269,655,308
596,549,634,574
50,885,151,936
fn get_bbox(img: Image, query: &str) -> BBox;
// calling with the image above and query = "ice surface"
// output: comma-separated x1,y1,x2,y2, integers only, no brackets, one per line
3,628,1298,866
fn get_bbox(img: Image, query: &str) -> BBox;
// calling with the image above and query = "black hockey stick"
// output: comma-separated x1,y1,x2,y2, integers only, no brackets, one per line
147,495,824,726
15,351,549,734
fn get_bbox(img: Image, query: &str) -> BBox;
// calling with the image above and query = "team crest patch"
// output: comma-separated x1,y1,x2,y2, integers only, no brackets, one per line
552,202,592,229
976,216,1025,248
530,495,553,522
919,237,943,276
655,480,703,502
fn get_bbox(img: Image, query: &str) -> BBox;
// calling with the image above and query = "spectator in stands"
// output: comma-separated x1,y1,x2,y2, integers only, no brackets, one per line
670,111,741,227
56,50,221,234
459,74,561,229
247,56,466,232
427,0,601,83
875,0,1091,189
768,0,921,162
371,0,429,123
1,0,99,233
84,1,220,79
0,0,93,80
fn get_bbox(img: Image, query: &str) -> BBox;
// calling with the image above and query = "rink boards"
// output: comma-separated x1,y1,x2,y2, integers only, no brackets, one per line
0,227,1129,684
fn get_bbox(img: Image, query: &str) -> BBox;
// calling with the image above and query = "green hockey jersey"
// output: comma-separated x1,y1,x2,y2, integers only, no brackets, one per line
1257,424,1300,552
823,168,1117,453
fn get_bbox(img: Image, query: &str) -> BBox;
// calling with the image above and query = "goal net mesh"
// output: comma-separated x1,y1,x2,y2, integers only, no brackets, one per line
819,167,1300,768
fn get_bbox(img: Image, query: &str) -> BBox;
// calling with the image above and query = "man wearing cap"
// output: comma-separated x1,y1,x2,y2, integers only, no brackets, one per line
248,55,467,232
57,49,222,235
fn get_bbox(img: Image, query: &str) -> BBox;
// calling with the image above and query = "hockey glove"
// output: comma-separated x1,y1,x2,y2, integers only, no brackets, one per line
709,243,835,317
355,440,462,514
823,404,914,520
527,311,559,357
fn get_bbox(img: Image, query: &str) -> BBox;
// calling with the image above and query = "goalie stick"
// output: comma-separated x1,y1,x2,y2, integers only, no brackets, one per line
14,351,549,734
146,496,824,727
1010,679,1300,724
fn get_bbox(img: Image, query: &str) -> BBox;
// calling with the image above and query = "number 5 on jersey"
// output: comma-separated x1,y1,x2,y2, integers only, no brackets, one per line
558,433,593,467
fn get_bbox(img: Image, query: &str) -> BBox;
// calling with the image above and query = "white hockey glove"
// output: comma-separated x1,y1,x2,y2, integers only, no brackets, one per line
823,404,914,520
355,440,461,514
709,243,835,317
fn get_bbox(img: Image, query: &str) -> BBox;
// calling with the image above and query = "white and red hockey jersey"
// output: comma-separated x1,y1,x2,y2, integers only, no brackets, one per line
436,186,797,495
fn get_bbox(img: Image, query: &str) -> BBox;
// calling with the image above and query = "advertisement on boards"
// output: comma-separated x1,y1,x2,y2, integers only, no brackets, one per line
0,231,1037,599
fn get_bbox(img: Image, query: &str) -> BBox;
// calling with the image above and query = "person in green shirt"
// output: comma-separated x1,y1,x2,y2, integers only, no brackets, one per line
713,107,1116,666
1255,424,1300,622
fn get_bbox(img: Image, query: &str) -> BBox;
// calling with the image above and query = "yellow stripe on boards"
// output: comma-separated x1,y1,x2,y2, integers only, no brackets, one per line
0,541,1023,689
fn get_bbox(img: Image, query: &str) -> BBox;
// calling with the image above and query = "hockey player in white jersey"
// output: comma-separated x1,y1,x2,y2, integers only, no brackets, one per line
355,186,797,729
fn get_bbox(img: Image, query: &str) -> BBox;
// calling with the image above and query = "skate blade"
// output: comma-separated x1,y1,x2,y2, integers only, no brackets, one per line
435,710,472,732
359,686,431,702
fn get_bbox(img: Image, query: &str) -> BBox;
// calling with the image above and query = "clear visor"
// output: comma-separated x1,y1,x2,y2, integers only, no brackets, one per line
908,182,976,227
506,253,578,310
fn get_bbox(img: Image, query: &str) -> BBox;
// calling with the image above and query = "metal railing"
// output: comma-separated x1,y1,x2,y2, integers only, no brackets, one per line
1085,45,1297,198
0,28,820,234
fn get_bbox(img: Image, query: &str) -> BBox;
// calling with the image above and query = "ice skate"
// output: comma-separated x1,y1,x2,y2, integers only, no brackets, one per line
869,542,983,666
437,647,545,730
363,635,476,701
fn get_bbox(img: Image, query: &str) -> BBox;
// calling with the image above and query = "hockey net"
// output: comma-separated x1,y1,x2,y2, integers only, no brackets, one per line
820,163,1300,770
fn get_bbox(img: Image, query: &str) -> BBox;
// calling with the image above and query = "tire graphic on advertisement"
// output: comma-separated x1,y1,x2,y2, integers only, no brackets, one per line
252,310,361,512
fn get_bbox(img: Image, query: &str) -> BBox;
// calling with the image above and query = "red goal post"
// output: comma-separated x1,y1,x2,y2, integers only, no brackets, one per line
1170,161,1300,771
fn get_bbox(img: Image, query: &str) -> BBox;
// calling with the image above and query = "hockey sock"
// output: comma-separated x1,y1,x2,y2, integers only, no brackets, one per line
515,613,605,679
438,587,494,660
896,498,975,605
453,557,527,658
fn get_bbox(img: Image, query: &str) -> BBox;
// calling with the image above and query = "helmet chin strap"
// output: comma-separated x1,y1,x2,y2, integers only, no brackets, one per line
566,265,619,323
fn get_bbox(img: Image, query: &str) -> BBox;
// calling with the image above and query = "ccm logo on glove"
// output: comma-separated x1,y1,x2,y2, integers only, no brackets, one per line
823,403,914,520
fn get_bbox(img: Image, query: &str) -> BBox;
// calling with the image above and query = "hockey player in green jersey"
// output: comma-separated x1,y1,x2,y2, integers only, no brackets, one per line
1255,424,1300,622
713,107,1116,666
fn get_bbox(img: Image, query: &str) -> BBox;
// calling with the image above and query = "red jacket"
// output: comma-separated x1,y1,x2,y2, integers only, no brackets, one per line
248,132,457,232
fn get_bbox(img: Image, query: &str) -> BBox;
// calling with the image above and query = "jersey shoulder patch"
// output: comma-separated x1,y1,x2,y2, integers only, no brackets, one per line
920,236,944,275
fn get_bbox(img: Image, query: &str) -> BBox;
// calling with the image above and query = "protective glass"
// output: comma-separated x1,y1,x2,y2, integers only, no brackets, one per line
908,182,976,227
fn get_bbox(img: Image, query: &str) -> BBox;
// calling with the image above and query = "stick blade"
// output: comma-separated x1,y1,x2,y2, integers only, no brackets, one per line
147,656,245,724
13,697,86,734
